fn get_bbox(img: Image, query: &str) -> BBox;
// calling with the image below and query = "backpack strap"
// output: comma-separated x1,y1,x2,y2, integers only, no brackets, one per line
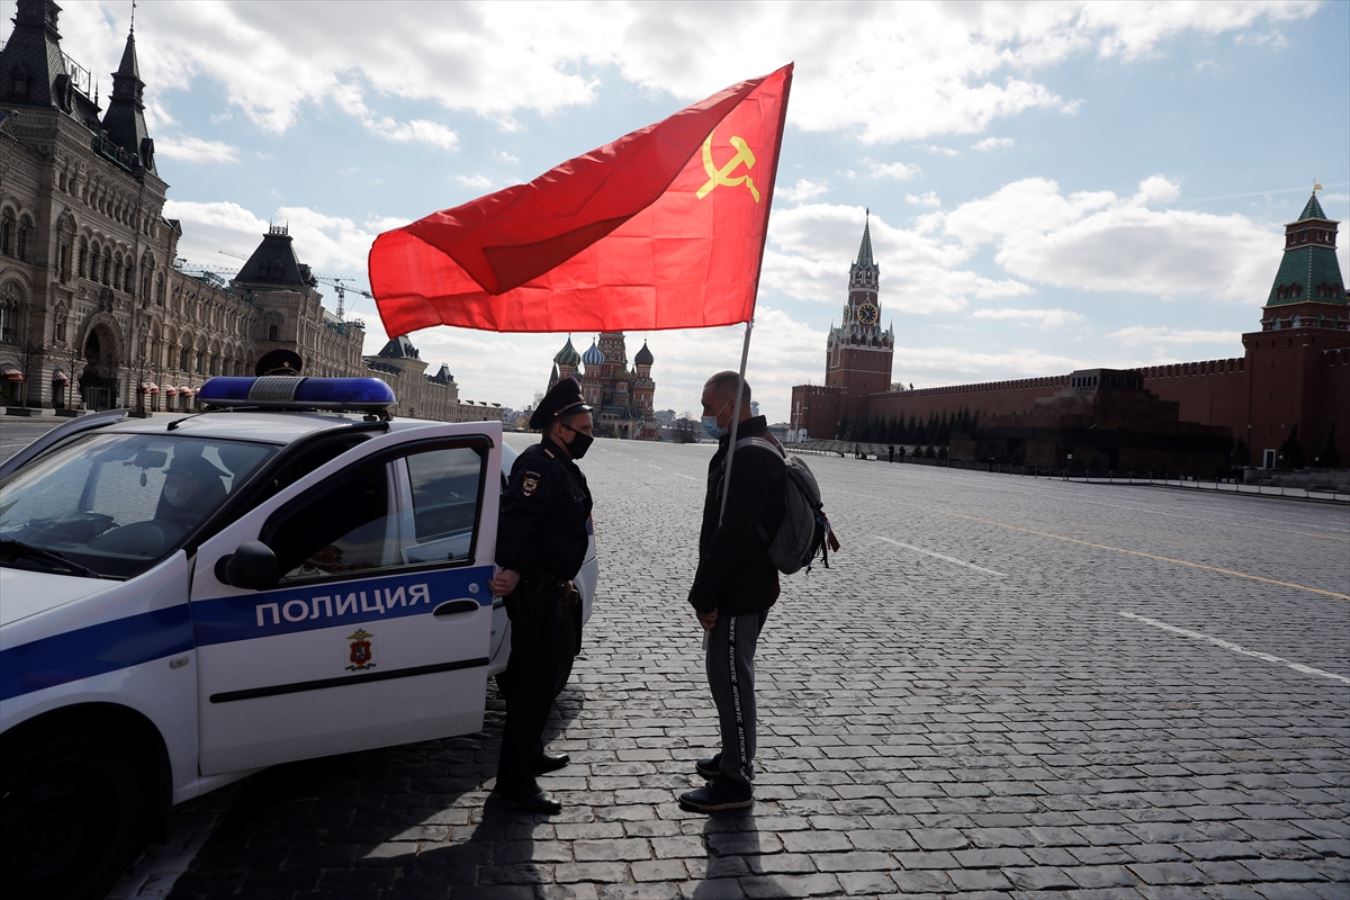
735,434,787,461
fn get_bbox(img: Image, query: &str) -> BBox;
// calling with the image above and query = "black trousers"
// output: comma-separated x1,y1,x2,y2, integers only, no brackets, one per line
496,578,567,787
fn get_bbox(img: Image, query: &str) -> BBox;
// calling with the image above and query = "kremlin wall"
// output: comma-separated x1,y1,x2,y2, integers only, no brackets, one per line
791,193,1350,473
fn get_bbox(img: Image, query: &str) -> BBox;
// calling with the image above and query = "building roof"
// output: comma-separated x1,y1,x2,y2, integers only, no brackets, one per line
1297,192,1329,222
582,339,605,367
377,335,421,360
427,363,454,384
233,226,316,288
856,212,874,268
634,340,654,366
99,28,155,173
1267,193,1345,308
553,336,581,366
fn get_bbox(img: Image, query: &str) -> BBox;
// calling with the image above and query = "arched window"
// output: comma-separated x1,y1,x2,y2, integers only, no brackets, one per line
16,216,31,261
179,346,191,371
0,209,13,256
78,239,88,279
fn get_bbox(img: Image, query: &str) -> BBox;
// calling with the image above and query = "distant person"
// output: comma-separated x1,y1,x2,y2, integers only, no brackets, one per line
680,371,784,813
490,376,594,815
887,444,895,463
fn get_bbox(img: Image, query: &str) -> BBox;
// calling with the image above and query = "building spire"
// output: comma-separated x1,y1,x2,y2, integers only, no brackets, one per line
856,210,874,268
101,12,156,173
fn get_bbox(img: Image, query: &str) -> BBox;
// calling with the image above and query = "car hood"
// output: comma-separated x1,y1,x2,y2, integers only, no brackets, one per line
0,567,116,627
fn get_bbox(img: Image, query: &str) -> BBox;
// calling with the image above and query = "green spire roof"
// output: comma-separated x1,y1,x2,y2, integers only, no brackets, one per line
1267,193,1344,307
1298,192,1328,222
856,212,874,267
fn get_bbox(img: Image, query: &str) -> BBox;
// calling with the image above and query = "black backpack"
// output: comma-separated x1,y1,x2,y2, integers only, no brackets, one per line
736,435,840,574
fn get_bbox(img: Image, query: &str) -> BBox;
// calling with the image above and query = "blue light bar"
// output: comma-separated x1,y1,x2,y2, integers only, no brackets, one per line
199,376,397,410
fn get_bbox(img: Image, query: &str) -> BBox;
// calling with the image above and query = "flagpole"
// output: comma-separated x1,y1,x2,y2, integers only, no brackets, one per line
715,63,791,527
718,317,755,525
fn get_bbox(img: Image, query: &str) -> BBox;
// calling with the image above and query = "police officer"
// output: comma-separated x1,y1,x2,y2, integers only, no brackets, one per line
490,376,594,814
254,348,303,377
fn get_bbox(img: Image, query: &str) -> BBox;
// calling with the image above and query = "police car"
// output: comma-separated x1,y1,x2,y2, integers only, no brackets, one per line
0,376,597,900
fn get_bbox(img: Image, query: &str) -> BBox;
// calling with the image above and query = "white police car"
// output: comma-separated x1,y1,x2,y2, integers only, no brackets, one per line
0,376,596,900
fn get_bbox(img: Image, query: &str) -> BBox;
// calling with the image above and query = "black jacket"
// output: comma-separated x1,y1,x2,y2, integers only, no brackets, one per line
496,437,593,581
688,416,785,616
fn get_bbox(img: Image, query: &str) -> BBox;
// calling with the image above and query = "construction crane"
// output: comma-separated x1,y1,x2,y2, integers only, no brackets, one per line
175,259,240,287
314,275,374,322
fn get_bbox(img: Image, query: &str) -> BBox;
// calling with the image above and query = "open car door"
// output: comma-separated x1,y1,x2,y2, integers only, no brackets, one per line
188,421,502,774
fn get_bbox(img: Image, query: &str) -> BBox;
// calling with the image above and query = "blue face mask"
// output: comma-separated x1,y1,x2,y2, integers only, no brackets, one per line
701,415,726,439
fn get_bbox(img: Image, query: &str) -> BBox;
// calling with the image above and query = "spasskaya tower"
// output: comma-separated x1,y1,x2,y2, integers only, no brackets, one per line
825,212,895,423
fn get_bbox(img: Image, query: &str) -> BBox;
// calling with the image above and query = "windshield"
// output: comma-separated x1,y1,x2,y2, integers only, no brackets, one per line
0,433,277,579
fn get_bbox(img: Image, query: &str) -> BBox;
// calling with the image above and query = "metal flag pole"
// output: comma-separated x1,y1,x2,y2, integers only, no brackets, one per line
718,317,755,525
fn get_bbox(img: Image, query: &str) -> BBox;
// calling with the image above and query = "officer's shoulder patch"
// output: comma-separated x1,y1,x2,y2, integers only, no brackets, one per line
521,471,543,497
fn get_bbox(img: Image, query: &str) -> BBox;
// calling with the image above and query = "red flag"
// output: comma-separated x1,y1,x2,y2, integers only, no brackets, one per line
369,64,793,335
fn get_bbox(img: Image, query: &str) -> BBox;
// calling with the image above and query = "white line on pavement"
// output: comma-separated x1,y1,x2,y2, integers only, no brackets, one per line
874,536,1007,577
648,464,665,470
675,473,698,481
1118,611,1350,685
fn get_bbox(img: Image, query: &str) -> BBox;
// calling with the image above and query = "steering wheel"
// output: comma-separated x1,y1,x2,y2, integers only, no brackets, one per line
29,512,116,542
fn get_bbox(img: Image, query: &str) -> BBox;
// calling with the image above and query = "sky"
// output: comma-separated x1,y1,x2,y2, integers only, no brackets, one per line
9,0,1348,422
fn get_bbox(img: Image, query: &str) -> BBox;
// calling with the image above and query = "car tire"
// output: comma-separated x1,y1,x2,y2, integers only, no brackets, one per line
0,733,149,900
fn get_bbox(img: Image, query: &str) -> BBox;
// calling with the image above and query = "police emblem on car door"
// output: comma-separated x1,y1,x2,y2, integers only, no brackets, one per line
188,425,502,774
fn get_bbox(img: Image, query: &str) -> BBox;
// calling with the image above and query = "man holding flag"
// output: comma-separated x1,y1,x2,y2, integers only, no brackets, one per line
369,62,793,810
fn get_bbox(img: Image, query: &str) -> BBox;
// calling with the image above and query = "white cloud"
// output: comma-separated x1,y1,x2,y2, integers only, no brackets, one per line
906,192,942,208
155,135,240,164
973,307,1084,328
935,176,1277,302
923,145,961,157
762,204,1031,315
162,200,375,276
62,0,1318,150
1109,326,1241,346
1132,174,1182,205
779,179,830,203
872,161,922,181
331,81,459,150
453,173,495,190
972,137,1014,152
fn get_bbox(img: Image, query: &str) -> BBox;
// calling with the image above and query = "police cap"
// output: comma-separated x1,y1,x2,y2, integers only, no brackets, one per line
529,376,592,430
254,349,304,377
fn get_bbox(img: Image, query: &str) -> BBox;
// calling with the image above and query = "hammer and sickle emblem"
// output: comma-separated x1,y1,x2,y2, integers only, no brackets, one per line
696,129,760,203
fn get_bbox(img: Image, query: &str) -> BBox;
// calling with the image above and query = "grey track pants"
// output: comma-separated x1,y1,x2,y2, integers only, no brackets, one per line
704,609,768,784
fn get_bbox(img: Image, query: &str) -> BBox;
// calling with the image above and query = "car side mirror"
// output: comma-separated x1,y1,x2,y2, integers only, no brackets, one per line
216,540,279,590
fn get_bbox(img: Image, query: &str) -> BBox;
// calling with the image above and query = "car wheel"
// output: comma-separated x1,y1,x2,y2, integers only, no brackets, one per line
0,734,148,900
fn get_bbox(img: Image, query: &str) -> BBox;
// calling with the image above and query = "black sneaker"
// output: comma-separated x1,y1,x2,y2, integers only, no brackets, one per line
695,753,721,780
679,778,753,813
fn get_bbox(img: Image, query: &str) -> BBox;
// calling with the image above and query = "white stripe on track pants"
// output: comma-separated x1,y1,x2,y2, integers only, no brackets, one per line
704,609,768,784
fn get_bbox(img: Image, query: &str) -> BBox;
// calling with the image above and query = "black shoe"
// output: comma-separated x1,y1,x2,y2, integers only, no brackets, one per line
493,780,563,815
534,751,570,774
695,753,722,780
679,778,753,813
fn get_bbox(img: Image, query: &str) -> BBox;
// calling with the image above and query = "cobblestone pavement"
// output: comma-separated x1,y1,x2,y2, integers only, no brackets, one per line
8,424,1348,899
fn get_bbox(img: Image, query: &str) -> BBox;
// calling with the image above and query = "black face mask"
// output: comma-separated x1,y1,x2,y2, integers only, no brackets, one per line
560,425,594,460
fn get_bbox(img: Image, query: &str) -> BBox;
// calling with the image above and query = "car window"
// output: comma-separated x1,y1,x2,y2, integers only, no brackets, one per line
265,443,488,581
0,433,276,579
402,446,485,565
268,460,398,582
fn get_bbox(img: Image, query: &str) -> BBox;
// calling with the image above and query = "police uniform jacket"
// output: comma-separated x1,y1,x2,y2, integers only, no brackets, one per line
688,415,785,617
496,436,593,582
